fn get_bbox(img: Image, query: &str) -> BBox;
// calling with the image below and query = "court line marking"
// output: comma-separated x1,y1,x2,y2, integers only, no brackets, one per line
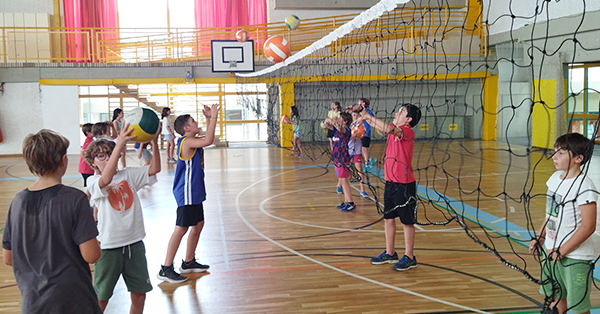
215,183,230,271
235,171,492,314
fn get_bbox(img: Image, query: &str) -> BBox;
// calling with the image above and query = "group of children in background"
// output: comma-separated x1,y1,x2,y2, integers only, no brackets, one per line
3,99,598,314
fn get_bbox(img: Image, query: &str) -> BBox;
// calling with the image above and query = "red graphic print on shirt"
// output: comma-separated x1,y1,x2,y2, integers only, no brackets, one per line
107,181,134,211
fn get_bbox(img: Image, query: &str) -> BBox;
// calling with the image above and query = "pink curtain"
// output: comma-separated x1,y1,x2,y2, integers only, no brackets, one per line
63,0,118,62
194,0,266,57
195,0,265,28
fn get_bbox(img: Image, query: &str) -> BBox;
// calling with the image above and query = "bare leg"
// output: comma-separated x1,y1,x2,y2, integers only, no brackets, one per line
296,138,304,156
340,177,353,203
356,162,366,192
384,218,396,256
185,222,204,262
167,139,175,160
164,226,189,266
130,292,146,314
362,146,370,166
402,223,415,259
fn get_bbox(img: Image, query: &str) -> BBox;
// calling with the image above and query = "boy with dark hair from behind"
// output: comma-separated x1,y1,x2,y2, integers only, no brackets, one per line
359,103,422,271
92,121,112,139
79,123,95,187
529,133,597,314
2,129,102,314
84,125,161,314
158,104,220,283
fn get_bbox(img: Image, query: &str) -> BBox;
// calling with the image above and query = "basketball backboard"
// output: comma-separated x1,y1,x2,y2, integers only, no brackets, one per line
211,40,255,73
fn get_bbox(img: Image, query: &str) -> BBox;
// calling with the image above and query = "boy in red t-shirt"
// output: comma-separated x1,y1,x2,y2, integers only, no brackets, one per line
358,104,421,271
79,123,95,187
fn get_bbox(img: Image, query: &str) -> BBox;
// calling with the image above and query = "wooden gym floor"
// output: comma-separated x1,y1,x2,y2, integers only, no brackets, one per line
1,141,599,313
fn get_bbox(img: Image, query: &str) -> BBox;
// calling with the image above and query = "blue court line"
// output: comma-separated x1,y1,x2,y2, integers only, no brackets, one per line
366,166,600,281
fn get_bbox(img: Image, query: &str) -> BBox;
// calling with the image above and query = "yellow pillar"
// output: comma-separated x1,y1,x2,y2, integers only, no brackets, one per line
280,82,294,148
482,75,498,141
532,79,561,149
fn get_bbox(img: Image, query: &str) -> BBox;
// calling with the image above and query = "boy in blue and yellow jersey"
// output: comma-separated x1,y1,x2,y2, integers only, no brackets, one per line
157,104,220,283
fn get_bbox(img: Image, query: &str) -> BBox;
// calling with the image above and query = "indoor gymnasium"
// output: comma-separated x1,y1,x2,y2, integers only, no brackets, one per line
1,0,600,313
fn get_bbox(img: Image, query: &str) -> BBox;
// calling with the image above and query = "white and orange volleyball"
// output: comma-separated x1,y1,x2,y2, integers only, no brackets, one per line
263,36,290,63
235,30,249,42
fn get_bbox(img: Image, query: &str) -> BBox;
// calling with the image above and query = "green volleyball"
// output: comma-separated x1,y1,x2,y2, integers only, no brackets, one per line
285,15,300,30
124,107,160,143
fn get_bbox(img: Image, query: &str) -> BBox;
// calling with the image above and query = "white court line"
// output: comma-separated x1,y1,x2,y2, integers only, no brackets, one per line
491,217,506,224
215,183,230,271
236,171,492,314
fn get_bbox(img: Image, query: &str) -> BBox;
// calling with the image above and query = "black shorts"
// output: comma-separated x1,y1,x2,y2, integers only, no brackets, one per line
81,173,93,187
176,204,205,227
327,128,335,138
383,181,417,224
361,136,371,148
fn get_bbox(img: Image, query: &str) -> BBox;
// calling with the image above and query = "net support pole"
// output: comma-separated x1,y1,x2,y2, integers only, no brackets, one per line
482,75,498,141
280,82,294,148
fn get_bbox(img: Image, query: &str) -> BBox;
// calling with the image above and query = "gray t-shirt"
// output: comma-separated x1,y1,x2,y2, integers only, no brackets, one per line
2,184,102,314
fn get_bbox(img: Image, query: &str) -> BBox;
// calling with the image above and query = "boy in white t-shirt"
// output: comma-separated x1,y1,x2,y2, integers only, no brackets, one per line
529,133,597,314
84,125,160,314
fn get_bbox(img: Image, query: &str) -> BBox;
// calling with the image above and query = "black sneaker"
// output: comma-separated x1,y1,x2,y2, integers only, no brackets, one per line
370,251,399,265
179,259,210,274
157,265,188,283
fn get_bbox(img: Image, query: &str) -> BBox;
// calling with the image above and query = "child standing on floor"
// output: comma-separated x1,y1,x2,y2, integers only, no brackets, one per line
157,104,220,283
350,111,368,198
3,129,102,313
79,123,95,187
161,107,177,164
529,133,597,314
325,112,355,212
84,126,160,314
287,105,305,157
326,101,341,150
112,108,126,169
361,104,421,271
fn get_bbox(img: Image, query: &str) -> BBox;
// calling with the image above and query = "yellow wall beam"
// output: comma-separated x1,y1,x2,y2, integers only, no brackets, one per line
280,82,294,148
482,75,498,141
532,79,563,149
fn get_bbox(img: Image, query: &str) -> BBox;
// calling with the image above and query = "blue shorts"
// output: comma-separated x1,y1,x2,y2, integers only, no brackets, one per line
163,133,174,141
294,129,303,138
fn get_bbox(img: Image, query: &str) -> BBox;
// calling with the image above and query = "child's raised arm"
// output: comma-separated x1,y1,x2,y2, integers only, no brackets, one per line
97,125,135,189
359,111,402,138
148,136,161,176
183,104,221,150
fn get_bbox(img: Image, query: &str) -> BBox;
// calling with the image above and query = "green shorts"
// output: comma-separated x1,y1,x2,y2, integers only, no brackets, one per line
539,256,593,313
94,241,153,300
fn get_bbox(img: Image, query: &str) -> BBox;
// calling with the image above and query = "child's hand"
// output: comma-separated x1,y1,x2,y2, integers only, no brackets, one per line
202,105,211,119
548,248,562,262
210,104,220,118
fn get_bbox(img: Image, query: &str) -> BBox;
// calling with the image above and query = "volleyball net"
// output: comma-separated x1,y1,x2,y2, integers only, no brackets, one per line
236,0,600,311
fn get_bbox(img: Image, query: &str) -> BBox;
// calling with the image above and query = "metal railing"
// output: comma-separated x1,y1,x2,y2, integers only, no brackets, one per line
0,6,486,64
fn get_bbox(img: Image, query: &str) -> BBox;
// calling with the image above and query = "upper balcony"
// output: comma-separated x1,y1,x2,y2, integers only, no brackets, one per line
0,5,486,66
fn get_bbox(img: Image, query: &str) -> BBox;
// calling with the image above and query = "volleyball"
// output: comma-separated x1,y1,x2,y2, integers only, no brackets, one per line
285,15,300,30
264,36,290,63
236,30,249,42
351,124,365,139
124,107,160,143
281,115,291,124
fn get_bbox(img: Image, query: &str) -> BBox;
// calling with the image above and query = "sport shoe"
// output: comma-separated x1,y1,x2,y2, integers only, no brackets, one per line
392,255,417,271
157,265,188,283
179,259,210,274
340,202,356,212
337,186,343,194
370,251,399,265
335,202,347,209
369,157,376,168
360,191,368,198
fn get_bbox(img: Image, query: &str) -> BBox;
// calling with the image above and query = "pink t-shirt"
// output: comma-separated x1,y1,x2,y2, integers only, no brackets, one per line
384,124,415,184
78,136,94,174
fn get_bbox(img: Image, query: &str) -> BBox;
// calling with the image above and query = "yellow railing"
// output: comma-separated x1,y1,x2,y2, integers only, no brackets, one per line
0,6,486,64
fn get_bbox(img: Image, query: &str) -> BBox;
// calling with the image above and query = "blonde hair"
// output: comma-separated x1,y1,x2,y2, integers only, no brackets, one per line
84,138,116,171
22,129,69,176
